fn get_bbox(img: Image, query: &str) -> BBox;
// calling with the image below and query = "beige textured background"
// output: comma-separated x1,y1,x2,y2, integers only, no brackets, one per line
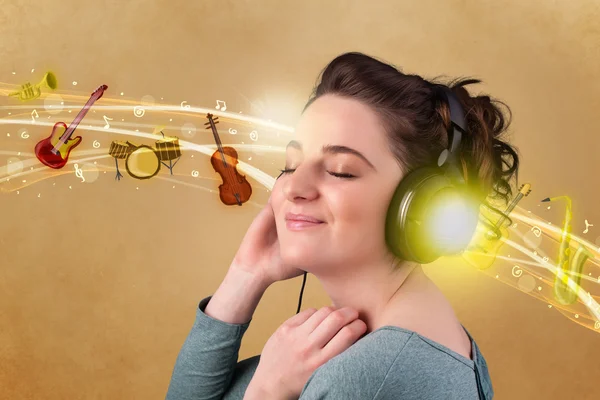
1,0,599,399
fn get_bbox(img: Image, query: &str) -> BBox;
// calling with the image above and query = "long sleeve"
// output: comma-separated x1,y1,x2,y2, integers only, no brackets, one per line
165,295,252,400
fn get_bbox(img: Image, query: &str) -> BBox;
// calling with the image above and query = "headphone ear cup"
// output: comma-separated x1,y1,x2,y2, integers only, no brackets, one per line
385,167,458,264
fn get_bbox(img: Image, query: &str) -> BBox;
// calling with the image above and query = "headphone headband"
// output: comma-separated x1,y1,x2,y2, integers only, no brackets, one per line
437,87,468,185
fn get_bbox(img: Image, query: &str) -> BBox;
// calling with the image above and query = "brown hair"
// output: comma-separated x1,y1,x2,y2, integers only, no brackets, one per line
303,52,520,206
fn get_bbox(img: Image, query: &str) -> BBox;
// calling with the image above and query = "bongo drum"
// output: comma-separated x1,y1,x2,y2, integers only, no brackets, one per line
125,145,161,179
155,136,181,161
109,141,134,159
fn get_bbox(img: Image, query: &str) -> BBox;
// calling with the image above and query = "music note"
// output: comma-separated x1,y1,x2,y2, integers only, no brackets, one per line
103,115,113,129
74,163,85,182
215,100,227,111
31,109,39,124
583,219,593,234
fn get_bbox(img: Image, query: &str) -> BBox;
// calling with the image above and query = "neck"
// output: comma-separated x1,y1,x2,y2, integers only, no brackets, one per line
313,255,425,334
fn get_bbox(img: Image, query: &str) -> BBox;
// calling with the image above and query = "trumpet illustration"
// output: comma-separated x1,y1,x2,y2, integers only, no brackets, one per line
8,71,58,101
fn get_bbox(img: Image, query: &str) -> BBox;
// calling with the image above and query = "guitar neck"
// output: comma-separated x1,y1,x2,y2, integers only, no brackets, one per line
60,96,98,142
492,193,523,229
504,193,523,215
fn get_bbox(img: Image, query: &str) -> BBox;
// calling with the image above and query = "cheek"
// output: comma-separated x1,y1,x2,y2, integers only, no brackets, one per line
327,187,388,228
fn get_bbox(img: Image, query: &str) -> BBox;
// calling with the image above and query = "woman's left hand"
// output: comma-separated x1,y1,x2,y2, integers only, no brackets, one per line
244,306,367,400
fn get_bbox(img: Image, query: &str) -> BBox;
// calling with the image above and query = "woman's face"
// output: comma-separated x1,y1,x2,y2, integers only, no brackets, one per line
271,94,404,272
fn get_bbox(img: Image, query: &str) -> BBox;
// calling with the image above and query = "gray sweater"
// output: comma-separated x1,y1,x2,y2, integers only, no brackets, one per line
165,296,494,399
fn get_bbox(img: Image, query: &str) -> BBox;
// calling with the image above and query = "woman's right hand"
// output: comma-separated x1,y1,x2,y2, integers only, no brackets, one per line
230,195,306,287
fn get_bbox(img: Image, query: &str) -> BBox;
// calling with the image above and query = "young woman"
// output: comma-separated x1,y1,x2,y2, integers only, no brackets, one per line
166,52,519,400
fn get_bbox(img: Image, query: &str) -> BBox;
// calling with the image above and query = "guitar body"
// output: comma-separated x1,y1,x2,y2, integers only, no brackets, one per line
34,84,107,170
463,184,531,270
35,122,82,169
463,221,510,270
210,146,252,206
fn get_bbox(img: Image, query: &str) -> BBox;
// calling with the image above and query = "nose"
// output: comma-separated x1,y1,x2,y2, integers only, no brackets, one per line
281,165,319,202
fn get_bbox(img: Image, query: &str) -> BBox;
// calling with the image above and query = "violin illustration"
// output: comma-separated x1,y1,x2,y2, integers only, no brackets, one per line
204,113,252,206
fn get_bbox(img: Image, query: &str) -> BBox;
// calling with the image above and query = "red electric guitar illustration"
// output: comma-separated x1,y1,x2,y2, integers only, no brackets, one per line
35,84,108,169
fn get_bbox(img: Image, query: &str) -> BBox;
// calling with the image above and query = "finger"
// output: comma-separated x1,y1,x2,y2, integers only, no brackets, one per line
247,198,277,238
308,308,359,348
284,307,318,328
321,318,367,360
301,306,336,333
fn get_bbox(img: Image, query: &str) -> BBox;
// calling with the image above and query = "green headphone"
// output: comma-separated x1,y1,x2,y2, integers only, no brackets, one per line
385,87,480,264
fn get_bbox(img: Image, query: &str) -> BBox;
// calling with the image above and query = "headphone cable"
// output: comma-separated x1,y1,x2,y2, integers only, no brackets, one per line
296,271,308,314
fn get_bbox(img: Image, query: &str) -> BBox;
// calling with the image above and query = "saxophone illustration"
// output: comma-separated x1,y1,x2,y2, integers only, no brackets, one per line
542,196,593,305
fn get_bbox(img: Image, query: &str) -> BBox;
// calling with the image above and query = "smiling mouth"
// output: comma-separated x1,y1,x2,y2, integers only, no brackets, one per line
285,219,325,230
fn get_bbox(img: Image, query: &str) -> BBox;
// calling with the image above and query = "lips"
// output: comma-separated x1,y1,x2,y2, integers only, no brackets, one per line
285,212,324,223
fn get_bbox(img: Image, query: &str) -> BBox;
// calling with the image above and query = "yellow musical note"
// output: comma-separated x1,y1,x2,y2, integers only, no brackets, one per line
583,219,593,234
103,115,113,129
215,100,227,111
31,109,38,124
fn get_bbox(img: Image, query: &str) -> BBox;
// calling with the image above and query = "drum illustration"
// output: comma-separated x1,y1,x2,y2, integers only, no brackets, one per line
156,136,181,161
125,145,161,179
155,135,182,175
109,141,136,181
109,141,134,159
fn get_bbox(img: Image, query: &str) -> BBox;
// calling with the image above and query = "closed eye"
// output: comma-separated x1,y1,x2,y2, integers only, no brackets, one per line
278,168,356,179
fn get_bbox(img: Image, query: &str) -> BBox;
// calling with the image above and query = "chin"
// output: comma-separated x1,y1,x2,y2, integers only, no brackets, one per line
280,242,321,268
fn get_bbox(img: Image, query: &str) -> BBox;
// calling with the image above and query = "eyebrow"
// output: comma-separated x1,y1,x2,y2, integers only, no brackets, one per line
286,140,376,170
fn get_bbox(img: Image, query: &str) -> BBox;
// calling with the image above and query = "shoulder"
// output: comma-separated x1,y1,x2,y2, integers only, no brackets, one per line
299,329,478,400
299,328,413,399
